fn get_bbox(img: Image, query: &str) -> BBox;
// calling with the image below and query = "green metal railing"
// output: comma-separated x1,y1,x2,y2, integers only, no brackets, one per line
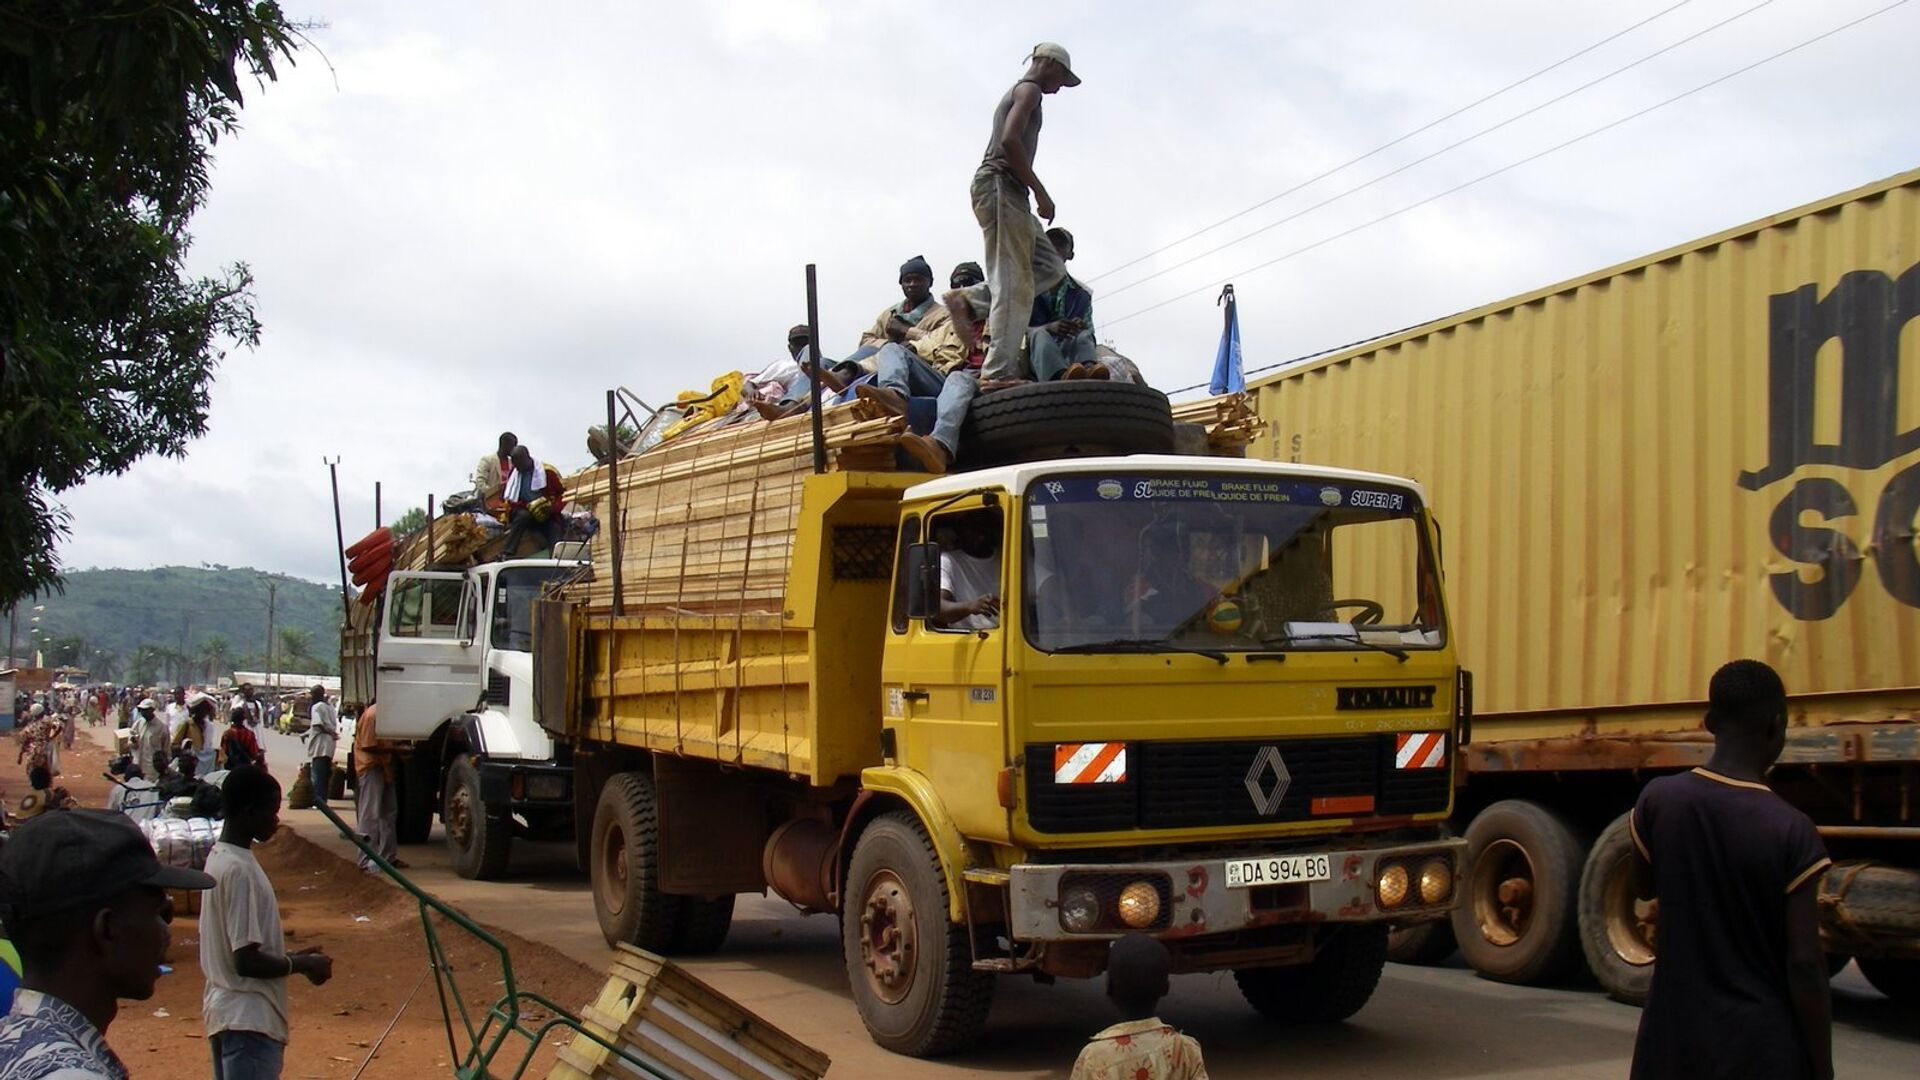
314,803,667,1080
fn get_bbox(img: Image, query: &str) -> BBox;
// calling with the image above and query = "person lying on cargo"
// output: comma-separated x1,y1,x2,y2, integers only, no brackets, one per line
501,445,567,555
1068,934,1209,1080
1628,659,1833,1080
1028,226,1101,381
933,513,1002,630
751,326,850,420
838,255,952,374
473,431,517,505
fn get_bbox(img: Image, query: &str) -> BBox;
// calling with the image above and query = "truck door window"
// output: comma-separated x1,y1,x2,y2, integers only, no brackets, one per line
389,578,464,639
891,515,922,634
928,508,1004,634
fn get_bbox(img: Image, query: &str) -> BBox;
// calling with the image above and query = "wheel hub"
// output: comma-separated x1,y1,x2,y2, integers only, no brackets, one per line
598,825,629,915
1473,838,1536,947
858,870,916,1005
1602,851,1657,966
447,784,474,848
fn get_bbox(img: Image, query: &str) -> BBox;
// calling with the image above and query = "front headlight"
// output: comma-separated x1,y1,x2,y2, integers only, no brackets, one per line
1117,881,1162,929
1060,885,1102,933
1418,857,1453,906
1377,863,1410,909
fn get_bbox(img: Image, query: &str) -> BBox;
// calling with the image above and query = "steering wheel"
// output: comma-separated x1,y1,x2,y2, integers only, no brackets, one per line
1321,599,1385,626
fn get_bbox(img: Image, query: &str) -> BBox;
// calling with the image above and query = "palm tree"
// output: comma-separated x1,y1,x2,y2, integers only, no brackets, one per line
279,626,314,672
197,633,232,683
129,644,166,684
88,647,120,682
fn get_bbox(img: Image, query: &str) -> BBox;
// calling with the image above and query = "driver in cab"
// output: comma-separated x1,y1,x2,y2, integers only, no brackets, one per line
934,511,1002,630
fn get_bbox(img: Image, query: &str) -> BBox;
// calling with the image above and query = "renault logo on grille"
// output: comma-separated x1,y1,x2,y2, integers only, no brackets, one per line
1244,746,1292,815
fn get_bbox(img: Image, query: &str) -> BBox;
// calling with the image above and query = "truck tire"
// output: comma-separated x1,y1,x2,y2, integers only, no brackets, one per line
677,895,736,955
1386,920,1458,966
843,812,994,1057
444,754,512,881
960,381,1174,467
396,750,436,845
1234,923,1389,1023
1857,957,1920,1003
1452,799,1587,985
1579,812,1655,1005
590,772,684,952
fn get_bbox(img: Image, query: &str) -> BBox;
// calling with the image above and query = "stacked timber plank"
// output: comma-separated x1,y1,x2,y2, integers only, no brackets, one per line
1171,392,1264,455
565,399,906,615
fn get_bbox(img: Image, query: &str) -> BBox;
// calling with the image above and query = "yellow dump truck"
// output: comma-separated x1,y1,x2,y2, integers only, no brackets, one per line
1249,166,1920,1005
537,423,1470,1055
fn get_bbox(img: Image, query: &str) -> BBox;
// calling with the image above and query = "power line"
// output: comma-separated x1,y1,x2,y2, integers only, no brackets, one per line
1098,0,1778,303
1087,0,1701,284
1105,0,1910,330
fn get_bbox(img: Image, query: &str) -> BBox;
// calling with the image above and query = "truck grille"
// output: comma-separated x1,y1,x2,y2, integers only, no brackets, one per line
1024,735,1449,834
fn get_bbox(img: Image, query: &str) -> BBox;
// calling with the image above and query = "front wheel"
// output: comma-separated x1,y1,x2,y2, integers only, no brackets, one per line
1235,923,1389,1023
445,754,512,880
395,750,436,845
842,813,993,1057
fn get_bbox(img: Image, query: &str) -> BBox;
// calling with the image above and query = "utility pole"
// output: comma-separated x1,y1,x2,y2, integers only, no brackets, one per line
265,583,277,696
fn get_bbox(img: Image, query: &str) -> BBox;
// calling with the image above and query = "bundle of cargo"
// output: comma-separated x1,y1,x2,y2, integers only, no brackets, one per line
1170,391,1263,455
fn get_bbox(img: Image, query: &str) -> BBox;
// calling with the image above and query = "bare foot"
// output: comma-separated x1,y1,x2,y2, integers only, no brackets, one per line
751,400,793,421
856,384,909,417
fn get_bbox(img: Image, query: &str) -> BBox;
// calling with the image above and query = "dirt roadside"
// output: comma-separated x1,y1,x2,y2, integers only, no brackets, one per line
27,735,607,1080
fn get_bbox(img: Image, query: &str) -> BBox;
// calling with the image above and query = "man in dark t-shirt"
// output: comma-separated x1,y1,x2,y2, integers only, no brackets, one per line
1629,659,1833,1080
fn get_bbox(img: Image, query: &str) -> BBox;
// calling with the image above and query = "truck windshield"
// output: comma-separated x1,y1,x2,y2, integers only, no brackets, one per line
491,565,577,651
1023,472,1443,654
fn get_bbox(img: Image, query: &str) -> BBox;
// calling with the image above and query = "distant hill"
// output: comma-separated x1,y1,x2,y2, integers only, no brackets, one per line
10,566,345,685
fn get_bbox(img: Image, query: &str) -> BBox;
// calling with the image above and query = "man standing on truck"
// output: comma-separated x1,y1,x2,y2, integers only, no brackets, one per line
965,43,1077,383
1628,659,1833,1080
474,431,517,505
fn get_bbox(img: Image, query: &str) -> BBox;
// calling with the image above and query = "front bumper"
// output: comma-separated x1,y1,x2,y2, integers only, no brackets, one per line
477,760,572,809
1007,838,1467,942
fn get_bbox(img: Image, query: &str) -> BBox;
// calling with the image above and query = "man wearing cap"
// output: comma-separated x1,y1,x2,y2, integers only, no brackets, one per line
965,43,1079,383
843,256,954,373
201,767,333,1079
129,699,169,779
1028,226,1100,380
0,809,215,1080
751,325,850,421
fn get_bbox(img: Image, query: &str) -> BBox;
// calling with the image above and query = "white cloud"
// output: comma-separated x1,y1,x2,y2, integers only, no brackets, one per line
55,0,1920,582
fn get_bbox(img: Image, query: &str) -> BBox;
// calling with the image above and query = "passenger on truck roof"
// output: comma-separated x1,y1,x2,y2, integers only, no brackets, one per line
751,325,851,421
950,261,984,289
839,255,953,375
1029,227,1101,381
932,510,1002,631
501,446,566,556
473,431,517,504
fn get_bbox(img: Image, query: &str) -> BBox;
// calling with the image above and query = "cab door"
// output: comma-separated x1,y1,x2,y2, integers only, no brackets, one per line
375,571,482,741
883,500,1009,841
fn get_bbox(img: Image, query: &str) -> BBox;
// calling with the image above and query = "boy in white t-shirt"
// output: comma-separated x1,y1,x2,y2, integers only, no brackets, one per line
201,767,332,1080
935,511,1003,631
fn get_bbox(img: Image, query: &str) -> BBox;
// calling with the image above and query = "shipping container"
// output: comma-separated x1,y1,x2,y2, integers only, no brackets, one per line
1248,166,1920,1003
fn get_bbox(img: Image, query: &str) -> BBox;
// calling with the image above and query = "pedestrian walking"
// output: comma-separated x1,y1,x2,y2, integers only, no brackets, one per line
1629,659,1833,1080
351,704,404,871
1069,934,1208,1079
0,809,215,1080
201,767,333,1080
303,686,337,807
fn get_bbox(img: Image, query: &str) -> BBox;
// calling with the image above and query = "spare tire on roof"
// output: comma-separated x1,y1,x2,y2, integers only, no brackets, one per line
959,380,1175,468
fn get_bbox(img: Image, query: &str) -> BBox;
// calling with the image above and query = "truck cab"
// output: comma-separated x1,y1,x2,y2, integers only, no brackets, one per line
367,555,584,877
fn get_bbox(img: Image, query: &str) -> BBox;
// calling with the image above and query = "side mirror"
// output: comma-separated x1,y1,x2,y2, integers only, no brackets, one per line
904,543,942,620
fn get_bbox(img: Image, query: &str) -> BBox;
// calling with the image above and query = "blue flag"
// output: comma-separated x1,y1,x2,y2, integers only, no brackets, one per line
1210,284,1244,394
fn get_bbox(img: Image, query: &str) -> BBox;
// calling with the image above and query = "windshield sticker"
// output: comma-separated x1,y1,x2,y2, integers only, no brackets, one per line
1349,489,1406,511
1319,487,1343,506
1031,474,1417,513
1030,504,1047,520
1096,479,1125,500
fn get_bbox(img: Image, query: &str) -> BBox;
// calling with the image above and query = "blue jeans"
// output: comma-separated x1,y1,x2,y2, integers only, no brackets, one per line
212,1030,285,1080
309,757,332,805
931,370,978,456
1027,326,1098,381
874,342,948,397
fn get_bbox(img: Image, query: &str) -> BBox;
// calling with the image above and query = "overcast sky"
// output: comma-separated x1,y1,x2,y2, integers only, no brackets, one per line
55,0,1920,584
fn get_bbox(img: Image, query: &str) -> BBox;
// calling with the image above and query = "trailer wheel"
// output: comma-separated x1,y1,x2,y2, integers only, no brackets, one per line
1452,799,1587,985
1858,957,1920,1003
1579,812,1655,1004
678,895,736,956
842,812,994,1057
1386,920,1458,966
396,750,436,845
590,772,684,952
960,380,1174,467
444,754,512,881
1235,923,1389,1023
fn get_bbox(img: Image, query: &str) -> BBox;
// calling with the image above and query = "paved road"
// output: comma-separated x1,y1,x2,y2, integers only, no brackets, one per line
258,729,1916,1078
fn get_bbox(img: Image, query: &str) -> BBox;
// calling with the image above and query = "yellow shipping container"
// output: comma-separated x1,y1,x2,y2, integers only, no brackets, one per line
1251,166,1920,738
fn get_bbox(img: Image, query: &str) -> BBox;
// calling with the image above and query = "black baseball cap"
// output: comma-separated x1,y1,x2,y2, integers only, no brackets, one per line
0,810,213,923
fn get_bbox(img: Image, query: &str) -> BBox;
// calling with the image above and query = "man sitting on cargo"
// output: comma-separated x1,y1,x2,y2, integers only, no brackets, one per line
840,256,953,374
473,431,517,505
501,445,567,555
1028,227,1100,381
933,512,1002,630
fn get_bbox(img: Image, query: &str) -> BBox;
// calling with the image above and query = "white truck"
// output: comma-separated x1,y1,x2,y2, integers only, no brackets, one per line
339,554,585,878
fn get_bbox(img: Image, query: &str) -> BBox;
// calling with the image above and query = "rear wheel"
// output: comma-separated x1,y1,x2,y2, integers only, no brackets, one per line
590,772,684,951
1579,812,1655,1004
1452,800,1587,985
1234,923,1389,1023
1857,956,1920,1003
444,754,512,880
396,749,436,845
1386,920,1458,966
842,812,994,1057
678,895,737,956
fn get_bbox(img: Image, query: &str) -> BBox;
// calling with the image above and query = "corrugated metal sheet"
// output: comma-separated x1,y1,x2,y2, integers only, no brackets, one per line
1251,167,1920,723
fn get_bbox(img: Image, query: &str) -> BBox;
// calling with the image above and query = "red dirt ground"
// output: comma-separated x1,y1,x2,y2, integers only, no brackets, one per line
20,736,606,1080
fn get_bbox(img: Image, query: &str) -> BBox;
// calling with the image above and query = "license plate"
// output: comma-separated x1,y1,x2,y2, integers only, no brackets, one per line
1224,854,1332,889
